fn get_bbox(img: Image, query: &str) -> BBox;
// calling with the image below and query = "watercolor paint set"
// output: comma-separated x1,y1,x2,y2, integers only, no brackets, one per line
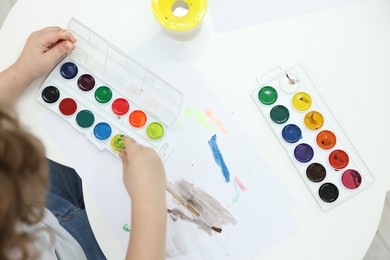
251,65,374,210
37,18,183,158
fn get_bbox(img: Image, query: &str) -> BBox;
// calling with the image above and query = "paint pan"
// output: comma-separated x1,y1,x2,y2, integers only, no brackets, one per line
251,64,374,211
37,18,183,158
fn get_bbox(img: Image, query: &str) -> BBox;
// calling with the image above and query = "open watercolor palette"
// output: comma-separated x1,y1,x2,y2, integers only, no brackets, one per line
37,18,183,158
251,65,374,211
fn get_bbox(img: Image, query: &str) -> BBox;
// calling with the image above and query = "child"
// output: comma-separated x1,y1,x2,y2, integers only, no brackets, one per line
0,26,167,259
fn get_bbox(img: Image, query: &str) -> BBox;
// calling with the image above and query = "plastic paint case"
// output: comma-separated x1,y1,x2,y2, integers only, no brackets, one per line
37,18,183,158
251,64,374,211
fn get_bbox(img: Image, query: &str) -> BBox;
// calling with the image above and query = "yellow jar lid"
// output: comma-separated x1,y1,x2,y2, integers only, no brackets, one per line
151,0,208,32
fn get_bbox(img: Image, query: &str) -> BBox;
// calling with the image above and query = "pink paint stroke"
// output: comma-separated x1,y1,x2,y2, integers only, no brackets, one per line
205,109,229,135
234,177,247,191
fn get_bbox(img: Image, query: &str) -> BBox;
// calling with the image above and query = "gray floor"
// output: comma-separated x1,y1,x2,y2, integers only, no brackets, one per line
0,0,16,28
364,191,390,259
0,1,388,259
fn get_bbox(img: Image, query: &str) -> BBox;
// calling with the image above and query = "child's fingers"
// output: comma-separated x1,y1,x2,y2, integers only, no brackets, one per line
119,137,140,167
122,136,140,156
39,27,76,50
44,40,74,65
118,150,127,164
65,31,77,43
57,40,74,54
50,28,77,43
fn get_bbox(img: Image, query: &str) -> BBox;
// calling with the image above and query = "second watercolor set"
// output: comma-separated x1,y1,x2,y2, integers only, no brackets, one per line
38,18,183,158
252,65,374,210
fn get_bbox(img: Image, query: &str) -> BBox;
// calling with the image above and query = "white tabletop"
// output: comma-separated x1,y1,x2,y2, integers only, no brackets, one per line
1,0,390,259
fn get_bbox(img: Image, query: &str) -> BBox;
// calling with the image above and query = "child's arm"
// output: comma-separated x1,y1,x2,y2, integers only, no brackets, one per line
119,136,167,260
0,27,76,106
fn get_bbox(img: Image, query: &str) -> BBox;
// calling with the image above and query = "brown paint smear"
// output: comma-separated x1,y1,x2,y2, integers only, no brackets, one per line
168,179,237,235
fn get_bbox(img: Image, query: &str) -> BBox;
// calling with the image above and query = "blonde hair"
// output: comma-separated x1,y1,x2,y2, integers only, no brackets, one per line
0,107,48,259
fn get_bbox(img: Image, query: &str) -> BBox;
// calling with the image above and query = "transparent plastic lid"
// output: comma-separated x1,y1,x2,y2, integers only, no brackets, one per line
67,18,183,127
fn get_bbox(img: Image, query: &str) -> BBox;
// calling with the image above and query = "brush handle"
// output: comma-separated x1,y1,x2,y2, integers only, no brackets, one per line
166,185,200,217
166,184,222,233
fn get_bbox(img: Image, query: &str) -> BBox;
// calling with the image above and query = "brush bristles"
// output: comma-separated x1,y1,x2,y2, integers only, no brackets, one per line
167,208,222,233
211,226,222,233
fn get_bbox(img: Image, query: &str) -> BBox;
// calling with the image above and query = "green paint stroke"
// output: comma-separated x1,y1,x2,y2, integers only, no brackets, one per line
177,108,215,132
122,224,130,233
232,181,240,203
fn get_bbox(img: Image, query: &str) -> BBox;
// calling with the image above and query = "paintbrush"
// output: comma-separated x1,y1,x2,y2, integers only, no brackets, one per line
166,184,222,233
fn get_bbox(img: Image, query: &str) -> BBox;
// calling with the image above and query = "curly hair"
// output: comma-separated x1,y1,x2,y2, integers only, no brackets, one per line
0,107,48,259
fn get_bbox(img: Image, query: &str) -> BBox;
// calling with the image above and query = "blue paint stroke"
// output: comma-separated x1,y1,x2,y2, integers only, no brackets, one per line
208,134,231,183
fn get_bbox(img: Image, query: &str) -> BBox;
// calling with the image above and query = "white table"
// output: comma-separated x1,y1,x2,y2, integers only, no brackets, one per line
1,0,390,259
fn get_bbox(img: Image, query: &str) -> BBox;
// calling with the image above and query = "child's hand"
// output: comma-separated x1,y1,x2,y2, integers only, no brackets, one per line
14,26,77,82
119,136,166,204
120,137,167,260
0,27,77,105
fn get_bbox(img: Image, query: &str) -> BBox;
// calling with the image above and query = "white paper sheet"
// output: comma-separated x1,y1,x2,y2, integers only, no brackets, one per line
42,33,297,259
208,0,365,33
